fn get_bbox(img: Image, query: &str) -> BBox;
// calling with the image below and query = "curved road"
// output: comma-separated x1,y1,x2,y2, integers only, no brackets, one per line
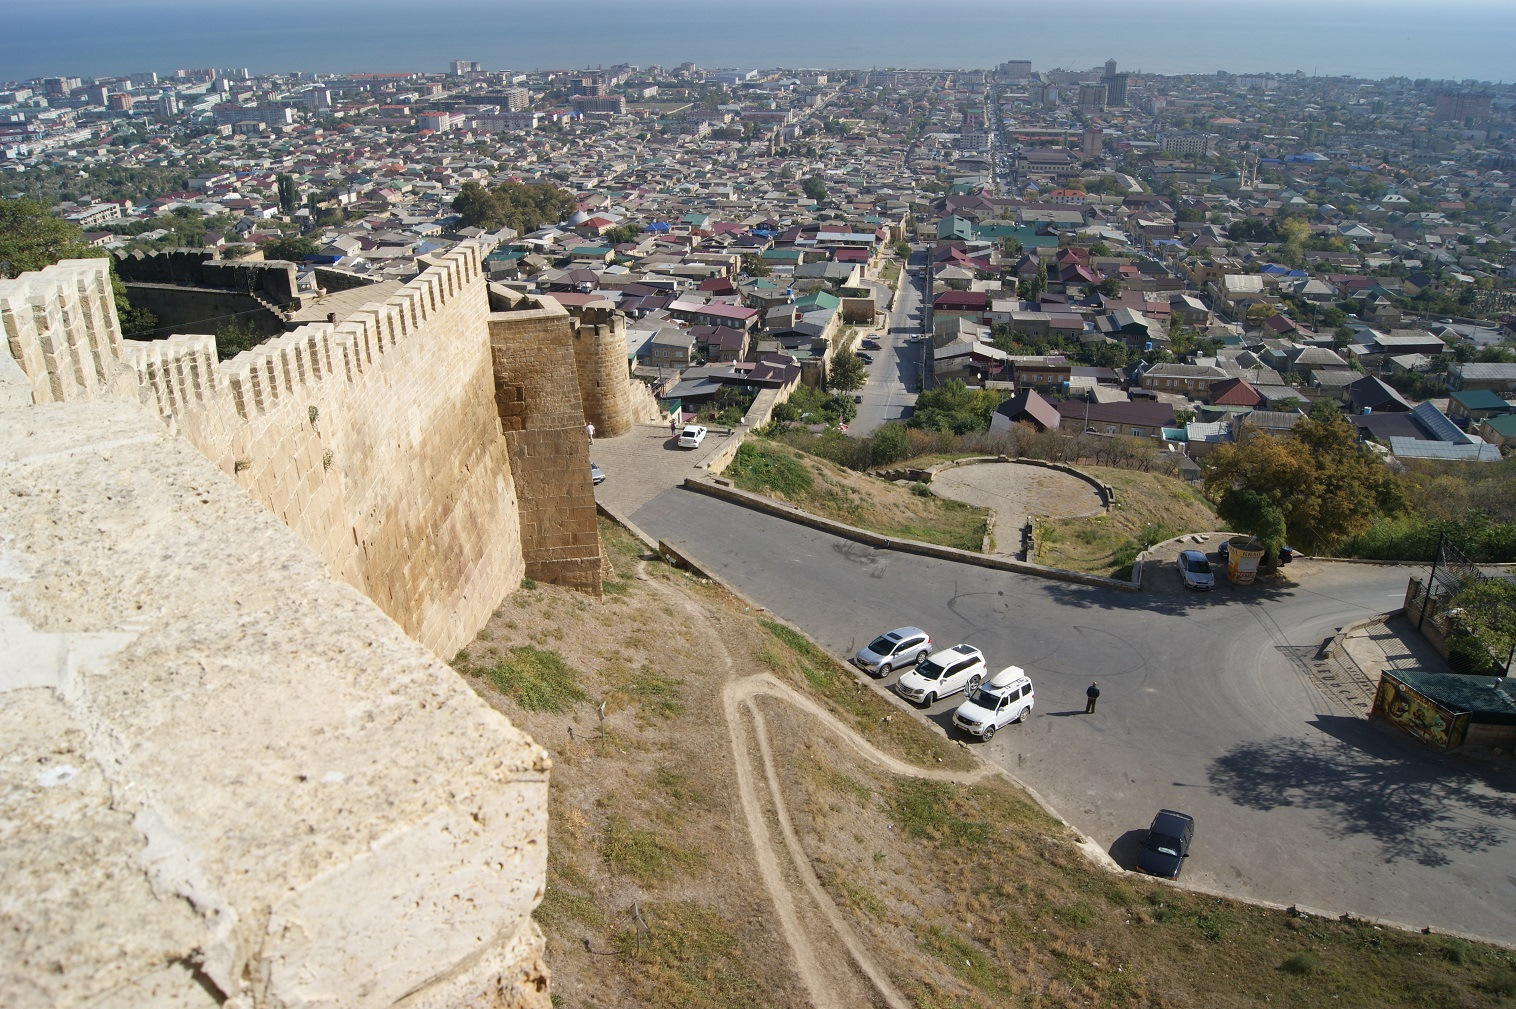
624,486,1516,943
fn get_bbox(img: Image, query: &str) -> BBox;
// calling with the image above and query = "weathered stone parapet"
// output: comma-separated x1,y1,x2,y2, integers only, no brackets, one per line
0,258,135,406
0,398,549,1009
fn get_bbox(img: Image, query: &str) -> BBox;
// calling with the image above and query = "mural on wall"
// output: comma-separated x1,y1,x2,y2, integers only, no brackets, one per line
1373,674,1471,750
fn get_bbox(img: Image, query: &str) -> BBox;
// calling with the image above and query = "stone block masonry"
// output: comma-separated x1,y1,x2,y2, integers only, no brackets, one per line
490,304,604,596
125,241,527,660
0,399,549,1009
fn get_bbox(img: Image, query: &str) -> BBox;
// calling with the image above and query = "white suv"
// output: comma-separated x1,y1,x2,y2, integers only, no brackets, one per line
895,644,986,707
853,626,931,676
952,667,1035,740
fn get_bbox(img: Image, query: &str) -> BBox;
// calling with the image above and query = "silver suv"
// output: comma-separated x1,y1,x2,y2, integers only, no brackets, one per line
854,626,931,676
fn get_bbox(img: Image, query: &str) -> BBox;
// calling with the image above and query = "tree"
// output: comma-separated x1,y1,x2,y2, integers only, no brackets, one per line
828,350,867,393
1202,406,1401,556
265,235,319,261
0,198,156,338
0,198,97,275
451,180,577,233
1097,275,1122,298
276,173,298,213
742,254,771,278
602,223,641,245
1216,488,1289,557
801,176,827,204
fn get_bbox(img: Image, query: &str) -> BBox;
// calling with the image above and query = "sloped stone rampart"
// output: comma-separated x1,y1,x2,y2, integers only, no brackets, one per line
0,399,549,1009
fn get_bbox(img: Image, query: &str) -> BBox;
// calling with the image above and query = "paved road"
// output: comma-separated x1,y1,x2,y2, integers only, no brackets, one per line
620,486,1516,943
851,250,927,435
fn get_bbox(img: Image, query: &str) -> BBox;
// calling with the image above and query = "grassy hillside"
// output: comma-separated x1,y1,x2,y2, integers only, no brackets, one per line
1036,466,1219,578
447,517,1516,1009
725,439,991,552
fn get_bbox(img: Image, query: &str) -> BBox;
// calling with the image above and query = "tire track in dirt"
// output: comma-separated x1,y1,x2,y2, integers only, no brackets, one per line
637,561,1110,1008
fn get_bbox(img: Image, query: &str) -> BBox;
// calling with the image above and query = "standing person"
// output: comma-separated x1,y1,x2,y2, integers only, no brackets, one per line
1085,681,1100,714
670,416,679,436
585,422,595,443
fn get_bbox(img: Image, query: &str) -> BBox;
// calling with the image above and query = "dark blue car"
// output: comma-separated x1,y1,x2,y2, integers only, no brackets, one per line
1136,809,1195,880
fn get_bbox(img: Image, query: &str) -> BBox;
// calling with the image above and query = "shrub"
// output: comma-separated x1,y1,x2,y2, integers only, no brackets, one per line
1280,951,1322,976
478,646,587,712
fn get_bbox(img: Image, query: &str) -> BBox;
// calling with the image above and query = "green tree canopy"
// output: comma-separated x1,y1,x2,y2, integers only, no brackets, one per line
264,235,319,261
451,180,578,233
828,349,867,393
1202,406,1402,555
801,176,827,203
0,198,98,275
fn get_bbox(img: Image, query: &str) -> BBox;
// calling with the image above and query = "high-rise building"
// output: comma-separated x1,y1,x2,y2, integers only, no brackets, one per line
501,87,531,111
1000,59,1033,78
1434,91,1491,123
1078,82,1107,112
449,60,481,77
1101,59,1127,107
1082,127,1102,157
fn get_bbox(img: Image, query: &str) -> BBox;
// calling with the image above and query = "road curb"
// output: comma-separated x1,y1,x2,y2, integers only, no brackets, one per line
682,475,1139,592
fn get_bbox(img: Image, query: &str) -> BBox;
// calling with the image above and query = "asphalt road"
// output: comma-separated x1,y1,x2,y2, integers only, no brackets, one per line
851,251,927,435
626,486,1516,943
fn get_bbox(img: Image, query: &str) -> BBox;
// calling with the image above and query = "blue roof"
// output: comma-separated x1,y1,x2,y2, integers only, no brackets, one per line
643,221,671,232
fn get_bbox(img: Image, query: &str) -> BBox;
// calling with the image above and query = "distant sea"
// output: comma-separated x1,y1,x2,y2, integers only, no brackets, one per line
3,0,1513,84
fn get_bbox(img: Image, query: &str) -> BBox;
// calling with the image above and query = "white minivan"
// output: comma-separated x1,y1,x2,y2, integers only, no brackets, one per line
952,666,1035,740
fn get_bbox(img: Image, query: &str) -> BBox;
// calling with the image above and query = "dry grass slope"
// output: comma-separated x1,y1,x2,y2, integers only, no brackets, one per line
1036,466,1219,577
451,517,1515,1009
725,440,991,552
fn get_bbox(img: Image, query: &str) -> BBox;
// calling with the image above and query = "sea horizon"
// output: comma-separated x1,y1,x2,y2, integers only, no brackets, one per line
3,0,1513,85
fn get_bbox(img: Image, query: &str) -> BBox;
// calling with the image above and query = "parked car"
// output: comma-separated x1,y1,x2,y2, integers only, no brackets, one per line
1176,549,1214,591
952,666,1034,740
861,339,882,350
1217,540,1294,564
857,352,874,364
895,644,987,706
853,626,932,676
1135,809,1195,880
677,424,708,449
590,462,606,485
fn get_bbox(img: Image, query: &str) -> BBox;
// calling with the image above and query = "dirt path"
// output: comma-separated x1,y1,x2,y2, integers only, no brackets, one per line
628,553,1115,1008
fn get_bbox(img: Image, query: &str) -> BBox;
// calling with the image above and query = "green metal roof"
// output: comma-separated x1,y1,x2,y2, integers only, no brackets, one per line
1385,670,1516,724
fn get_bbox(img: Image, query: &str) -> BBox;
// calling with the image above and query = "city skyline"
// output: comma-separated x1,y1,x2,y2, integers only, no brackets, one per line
5,0,1515,84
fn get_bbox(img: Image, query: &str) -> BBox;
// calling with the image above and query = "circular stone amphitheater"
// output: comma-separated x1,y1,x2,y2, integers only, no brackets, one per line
928,461,1105,551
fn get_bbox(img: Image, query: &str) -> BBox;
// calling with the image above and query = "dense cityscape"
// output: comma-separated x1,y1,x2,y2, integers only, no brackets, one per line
6,50,1516,1009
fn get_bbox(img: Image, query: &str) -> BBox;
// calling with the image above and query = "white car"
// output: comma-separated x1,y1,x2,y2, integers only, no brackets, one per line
853,626,932,676
895,644,987,707
677,424,708,449
952,667,1035,740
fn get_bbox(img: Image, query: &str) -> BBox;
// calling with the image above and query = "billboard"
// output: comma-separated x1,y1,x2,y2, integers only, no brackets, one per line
1372,673,1472,750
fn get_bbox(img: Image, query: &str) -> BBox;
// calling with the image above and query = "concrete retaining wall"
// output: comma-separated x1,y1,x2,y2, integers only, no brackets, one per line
684,476,1137,591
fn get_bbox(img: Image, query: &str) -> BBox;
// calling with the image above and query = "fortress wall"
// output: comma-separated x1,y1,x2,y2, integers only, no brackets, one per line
0,397,549,1009
121,242,526,658
489,306,603,596
567,305,635,437
0,259,137,407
